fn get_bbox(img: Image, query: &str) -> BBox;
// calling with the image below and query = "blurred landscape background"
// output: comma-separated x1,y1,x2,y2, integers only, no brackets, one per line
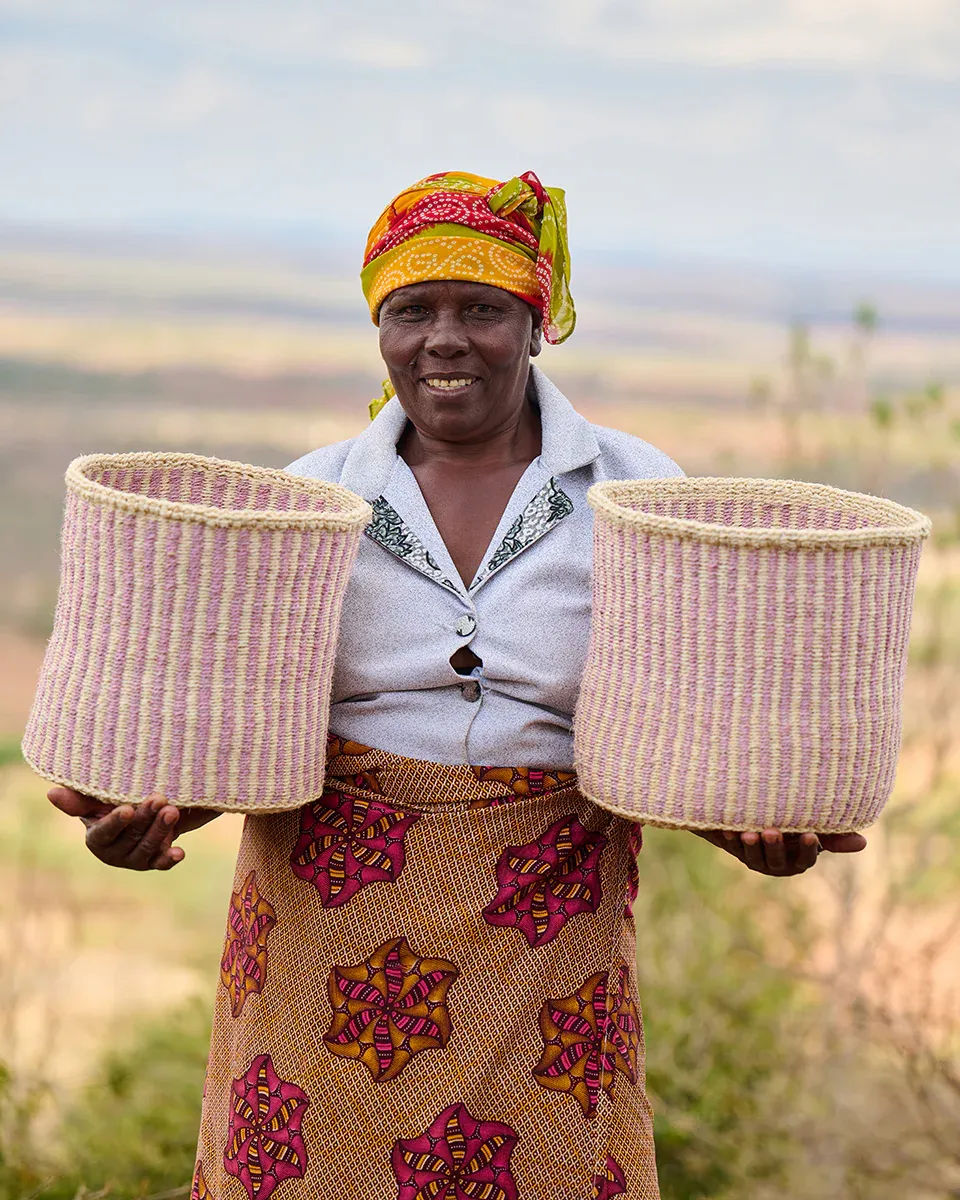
1,2,958,1198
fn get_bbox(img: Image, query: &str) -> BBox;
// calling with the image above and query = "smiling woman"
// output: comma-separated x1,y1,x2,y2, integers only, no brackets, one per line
48,168,865,1200
379,280,540,435
379,280,544,590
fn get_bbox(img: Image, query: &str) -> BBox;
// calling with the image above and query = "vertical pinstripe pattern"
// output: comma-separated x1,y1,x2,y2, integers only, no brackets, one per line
574,478,931,834
58,492,104,779
134,516,182,800
254,529,299,807
84,504,128,793
22,452,370,811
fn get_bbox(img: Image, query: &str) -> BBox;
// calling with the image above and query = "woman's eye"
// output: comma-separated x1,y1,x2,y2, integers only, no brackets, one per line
398,305,426,316
468,304,497,315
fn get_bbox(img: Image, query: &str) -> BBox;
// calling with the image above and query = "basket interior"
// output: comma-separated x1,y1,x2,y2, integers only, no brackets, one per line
88,459,355,515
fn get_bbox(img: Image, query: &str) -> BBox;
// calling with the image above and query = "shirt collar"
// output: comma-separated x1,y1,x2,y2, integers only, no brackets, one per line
338,363,600,501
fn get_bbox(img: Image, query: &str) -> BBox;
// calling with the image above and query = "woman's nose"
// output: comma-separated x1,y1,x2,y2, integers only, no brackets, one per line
423,312,470,356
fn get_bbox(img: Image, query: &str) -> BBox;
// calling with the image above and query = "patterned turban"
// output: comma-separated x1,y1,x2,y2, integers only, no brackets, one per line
361,170,575,347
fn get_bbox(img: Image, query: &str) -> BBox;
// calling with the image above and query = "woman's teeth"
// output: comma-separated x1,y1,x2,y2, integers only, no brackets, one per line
424,378,475,389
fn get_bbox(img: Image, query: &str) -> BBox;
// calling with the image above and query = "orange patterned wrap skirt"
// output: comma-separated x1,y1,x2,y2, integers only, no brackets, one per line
192,737,659,1200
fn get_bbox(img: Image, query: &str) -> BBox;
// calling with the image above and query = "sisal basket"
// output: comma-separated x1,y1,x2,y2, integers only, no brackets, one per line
574,477,931,833
22,452,371,812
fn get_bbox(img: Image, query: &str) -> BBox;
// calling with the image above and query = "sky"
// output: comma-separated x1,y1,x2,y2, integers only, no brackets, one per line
2,0,959,279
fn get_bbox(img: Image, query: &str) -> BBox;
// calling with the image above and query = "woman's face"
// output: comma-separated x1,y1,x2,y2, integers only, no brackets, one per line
378,280,542,443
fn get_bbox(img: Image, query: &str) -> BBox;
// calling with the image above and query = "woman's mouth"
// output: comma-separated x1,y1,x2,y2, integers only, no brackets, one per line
420,376,479,395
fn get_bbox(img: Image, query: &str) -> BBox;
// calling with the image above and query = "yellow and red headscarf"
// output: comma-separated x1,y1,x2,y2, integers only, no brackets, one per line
361,170,575,347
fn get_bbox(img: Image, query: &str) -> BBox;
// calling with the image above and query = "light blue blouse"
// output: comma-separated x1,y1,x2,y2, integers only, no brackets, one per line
286,365,683,768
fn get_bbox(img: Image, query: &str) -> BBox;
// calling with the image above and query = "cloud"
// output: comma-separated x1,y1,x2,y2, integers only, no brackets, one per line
3,0,957,80
162,66,244,124
0,1,435,72
330,37,432,70
538,0,960,78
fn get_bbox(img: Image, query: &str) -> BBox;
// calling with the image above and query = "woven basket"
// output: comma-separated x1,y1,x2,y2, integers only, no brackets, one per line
22,452,371,812
574,477,931,833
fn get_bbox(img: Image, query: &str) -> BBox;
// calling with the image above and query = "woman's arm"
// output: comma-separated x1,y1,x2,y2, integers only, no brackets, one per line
47,786,221,871
693,827,867,876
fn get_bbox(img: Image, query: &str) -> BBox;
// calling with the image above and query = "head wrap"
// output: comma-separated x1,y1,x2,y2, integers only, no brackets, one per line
361,170,575,347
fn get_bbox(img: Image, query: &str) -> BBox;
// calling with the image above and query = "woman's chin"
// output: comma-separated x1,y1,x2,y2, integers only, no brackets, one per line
399,388,491,433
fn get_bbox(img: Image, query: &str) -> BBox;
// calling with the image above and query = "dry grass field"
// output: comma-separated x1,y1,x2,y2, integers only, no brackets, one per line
1,237,958,1198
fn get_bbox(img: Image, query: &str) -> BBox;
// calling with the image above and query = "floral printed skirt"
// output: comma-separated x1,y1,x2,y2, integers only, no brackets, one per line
192,736,659,1200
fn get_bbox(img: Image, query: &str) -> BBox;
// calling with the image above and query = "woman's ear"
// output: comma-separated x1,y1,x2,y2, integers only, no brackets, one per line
529,312,543,357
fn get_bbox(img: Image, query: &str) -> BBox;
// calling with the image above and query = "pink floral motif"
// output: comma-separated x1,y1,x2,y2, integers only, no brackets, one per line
191,1161,211,1200
290,789,419,907
592,1154,627,1198
392,1102,519,1200
533,959,641,1118
224,1054,309,1200
482,814,605,947
220,870,277,1017
325,936,459,1082
624,821,643,918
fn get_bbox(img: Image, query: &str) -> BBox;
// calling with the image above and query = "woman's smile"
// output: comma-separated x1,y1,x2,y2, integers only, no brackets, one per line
418,373,480,397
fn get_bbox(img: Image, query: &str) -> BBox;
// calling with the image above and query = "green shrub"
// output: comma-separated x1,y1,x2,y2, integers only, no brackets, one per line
634,828,815,1199
0,999,211,1200
0,739,23,769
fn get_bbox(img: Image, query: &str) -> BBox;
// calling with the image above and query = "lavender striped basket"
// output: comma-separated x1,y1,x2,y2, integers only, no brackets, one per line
574,478,931,833
22,452,371,812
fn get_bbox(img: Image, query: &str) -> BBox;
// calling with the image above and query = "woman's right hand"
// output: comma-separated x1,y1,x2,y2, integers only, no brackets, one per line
47,786,220,870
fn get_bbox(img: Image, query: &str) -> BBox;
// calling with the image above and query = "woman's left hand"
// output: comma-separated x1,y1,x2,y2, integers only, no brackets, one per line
694,827,867,876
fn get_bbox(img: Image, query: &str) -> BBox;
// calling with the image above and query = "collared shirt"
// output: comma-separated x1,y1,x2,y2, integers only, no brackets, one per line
286,365,683,768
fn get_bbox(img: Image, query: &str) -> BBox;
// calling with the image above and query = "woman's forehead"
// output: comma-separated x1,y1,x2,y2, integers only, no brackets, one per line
383,280,521,305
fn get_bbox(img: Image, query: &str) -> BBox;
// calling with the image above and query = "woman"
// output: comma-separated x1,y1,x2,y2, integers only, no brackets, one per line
49,171,866,1200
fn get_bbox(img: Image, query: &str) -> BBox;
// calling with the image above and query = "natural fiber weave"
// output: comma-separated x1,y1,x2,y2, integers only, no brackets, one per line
575,477,931,833
22,452,371,812
193,737,659,1200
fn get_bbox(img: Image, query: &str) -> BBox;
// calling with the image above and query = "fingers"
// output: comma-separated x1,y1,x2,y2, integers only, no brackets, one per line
712,824,864,875
131,802,182,869
84,803,141,853
150,844,186,871
795,832,821,871
84,794,184,871
695,829,749,865
742,829,819,875
48,783,187,872
48,786,112,821
761,829,787,873
819,832,867,853
740,831,767,873
721,829,744,860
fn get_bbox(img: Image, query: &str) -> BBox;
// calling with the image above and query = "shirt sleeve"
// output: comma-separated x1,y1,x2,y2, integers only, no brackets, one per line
284,438,355,482
592,425,686,481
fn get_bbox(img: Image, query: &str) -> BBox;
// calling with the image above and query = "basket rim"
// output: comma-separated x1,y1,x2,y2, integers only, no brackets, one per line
574,779,879,834
20,751,320,814
66,451,372,532
588,477,932,548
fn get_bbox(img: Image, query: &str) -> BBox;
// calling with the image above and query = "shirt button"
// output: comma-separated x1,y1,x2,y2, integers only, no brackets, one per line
460,680,481,702
455,614,477,637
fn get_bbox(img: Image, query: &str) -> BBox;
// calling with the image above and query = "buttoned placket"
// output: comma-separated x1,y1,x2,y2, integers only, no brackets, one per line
449,593,483,752
380,455,569,711
452,610,481,703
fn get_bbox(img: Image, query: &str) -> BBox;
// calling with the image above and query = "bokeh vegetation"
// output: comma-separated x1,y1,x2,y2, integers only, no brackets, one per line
1,244,958,1198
